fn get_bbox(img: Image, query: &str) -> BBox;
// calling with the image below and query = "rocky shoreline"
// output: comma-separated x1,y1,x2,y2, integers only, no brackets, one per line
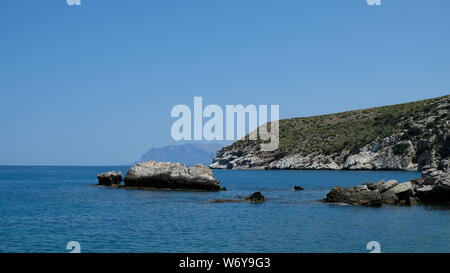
96,160,449,207
322,167,450,207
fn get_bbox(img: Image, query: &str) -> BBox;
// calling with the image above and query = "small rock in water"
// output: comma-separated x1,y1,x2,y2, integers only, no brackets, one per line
97,171,122,186
293,186,305,191
245,192,265,203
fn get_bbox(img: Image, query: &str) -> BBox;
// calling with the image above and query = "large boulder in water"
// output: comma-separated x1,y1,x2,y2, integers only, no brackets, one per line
364,180,398,193
124,161,221,191
432,178,450,202
380,181,414,204
414,167,450,203
322,185,382,207
323,180,415,207
415,177,450,203
97,171,122,186
415,185,435,202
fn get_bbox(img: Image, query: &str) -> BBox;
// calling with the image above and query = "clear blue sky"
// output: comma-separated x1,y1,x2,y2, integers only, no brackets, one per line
0,0,449,165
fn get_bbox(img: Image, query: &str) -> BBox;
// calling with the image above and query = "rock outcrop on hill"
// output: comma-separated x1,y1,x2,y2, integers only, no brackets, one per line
123,161,221,191
322,167,450,207
211,95,450,171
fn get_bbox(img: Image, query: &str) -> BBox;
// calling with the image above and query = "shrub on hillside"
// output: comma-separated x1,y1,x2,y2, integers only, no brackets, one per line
393,143,410,156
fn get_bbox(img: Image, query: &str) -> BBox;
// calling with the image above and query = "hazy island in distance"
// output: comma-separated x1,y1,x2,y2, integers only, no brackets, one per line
136,143,224,167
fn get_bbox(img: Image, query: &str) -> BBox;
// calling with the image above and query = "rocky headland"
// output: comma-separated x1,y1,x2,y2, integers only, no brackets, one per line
211,95,449,171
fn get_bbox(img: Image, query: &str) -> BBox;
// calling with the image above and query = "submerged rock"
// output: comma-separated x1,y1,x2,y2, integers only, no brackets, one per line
415,178,450,203
123,161,221,191
208,199,242,203
208,192,266,203
97,171,122,186
293,186,305,191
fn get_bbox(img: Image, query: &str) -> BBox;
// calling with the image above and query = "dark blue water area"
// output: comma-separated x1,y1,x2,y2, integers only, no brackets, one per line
0,166,449,253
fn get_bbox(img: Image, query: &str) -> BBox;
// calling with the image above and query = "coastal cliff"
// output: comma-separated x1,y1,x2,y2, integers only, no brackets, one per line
211,95,450,171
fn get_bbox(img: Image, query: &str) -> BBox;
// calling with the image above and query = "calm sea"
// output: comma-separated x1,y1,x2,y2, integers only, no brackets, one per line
0,166,449,253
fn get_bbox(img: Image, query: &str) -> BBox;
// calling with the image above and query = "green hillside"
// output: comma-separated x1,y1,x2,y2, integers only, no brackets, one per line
227,95,450,156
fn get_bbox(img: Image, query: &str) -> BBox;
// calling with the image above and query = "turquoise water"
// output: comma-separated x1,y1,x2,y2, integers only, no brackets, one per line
0,166,449,253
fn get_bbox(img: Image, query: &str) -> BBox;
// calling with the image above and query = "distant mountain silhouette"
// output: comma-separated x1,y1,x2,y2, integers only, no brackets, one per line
137,143,223,166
